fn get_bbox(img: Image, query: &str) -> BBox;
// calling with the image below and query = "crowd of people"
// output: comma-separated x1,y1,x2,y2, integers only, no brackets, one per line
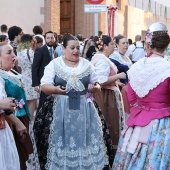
0,22,170,170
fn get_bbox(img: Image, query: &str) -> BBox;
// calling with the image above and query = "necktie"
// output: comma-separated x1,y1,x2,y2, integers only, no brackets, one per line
49,48,53,60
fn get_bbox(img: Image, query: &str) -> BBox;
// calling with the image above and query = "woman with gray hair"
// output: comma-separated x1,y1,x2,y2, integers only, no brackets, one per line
0,42,39,170
113,22,170,169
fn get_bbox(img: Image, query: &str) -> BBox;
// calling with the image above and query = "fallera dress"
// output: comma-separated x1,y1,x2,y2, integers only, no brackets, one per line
0,69,39,170
33,57,108,170
91,53,125,160
0,76,20,170
113,56,170,170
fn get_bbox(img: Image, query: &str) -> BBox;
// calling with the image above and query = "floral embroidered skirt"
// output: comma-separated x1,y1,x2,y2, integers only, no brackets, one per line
112,117,170,170
34,95,109,170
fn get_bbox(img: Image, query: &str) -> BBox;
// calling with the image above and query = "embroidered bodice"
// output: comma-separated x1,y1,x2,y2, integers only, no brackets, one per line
41,57,98,110
54,74,90,110
128,57,170,97
0,70,30,117
41,57,98,88
127,57,170,126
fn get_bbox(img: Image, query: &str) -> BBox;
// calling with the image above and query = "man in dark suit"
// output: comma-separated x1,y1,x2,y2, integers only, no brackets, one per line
32,31,56,110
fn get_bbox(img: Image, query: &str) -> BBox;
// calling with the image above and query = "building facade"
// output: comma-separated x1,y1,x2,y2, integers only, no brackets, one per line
0,0,170,41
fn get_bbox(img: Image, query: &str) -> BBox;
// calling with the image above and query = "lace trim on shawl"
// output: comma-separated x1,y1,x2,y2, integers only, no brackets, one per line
0,69,23,88
128,57,170,97
109,51,132,69
53,59,92,92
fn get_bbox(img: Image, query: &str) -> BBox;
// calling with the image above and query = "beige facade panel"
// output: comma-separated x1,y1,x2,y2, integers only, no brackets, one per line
0,0,170,39
0,0,44,34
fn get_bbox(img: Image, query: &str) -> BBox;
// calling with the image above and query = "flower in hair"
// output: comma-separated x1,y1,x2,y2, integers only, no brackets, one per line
145,31,153,47
98,45,102,50
97,38,104,50
99,38,103,43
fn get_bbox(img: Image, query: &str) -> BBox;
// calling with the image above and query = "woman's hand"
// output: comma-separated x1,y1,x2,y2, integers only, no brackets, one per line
41,84,67,95
88,83,101,93
4,114,27,141
55,85,67,94
118,72,126,79
0,97,16,111
117,81,125,88
34,86,40,93
15,121,28,142
15,121,27,136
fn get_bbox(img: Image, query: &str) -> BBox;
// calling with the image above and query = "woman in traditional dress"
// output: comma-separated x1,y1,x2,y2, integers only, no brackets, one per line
113,22,170,169
0,75,27,170
109,35,132,69
109,35,132,85
91,35,126,163
33,34,108,170
0,42,39,170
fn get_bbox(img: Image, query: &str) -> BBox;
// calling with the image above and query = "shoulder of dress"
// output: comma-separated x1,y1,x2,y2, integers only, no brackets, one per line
111,52,120,58
80,57,89,63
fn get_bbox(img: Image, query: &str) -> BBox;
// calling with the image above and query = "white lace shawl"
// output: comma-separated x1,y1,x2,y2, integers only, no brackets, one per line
0,69,23,88
109,51,133,68
128,57,170,97
41,57,98,92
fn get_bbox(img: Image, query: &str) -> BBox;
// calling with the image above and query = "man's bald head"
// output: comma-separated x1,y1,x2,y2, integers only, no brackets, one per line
135,35,141,42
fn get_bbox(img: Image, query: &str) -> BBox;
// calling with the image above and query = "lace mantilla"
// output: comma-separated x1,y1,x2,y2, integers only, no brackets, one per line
0,69,23,88
128,57,170,97
53,59,92,92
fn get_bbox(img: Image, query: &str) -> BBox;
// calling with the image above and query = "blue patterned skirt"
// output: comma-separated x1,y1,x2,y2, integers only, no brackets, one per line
112,117,170,170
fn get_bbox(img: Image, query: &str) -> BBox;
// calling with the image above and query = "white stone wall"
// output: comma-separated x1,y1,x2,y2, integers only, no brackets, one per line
0,0,44,34
124,5,170,42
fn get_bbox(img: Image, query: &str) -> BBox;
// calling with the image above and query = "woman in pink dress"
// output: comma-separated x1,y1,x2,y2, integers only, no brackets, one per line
113,22,170,169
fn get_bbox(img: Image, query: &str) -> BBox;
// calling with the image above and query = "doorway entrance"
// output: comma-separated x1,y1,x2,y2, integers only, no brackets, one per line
60,0,75,35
